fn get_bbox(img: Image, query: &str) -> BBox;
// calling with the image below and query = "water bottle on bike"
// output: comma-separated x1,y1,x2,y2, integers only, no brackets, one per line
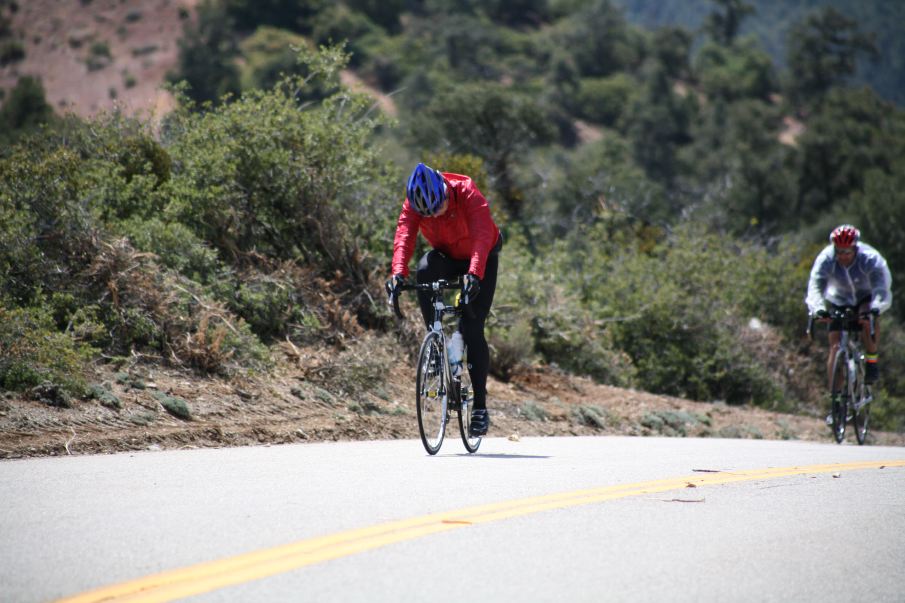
447,330,463,377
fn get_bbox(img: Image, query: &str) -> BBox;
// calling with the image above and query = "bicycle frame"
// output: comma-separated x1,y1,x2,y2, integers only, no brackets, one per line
394,277,463,391
830,307,874,406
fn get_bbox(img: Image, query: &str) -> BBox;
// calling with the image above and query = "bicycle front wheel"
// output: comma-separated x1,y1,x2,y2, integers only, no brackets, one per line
853,360,871,445
829,349,849,444
456,347,481,454
416,332,448,455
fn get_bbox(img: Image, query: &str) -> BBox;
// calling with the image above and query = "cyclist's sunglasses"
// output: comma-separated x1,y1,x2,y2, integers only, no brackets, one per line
835,247,855,256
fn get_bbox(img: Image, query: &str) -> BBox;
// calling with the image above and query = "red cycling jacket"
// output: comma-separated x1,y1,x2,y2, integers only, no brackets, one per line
392,172,500,280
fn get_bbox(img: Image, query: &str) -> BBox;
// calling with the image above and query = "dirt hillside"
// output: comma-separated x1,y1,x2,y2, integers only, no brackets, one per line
1,0,198,119
2,333,903,459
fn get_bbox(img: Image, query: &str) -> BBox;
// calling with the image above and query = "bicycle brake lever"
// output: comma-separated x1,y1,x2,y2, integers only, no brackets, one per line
391,292,404,320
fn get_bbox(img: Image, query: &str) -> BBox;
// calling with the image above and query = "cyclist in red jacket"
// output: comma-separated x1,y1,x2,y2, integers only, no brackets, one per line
386,163,503,437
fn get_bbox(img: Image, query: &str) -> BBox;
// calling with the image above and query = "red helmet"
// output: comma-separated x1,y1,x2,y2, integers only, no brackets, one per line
830,224,860,247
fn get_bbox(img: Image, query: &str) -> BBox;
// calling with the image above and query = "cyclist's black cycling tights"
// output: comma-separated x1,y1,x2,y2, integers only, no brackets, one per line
416,237,501,411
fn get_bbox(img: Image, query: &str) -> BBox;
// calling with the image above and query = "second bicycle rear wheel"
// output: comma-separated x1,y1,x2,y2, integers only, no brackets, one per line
829,350,848,444
456,347,481,454
416,332,448,455
853,392,871,445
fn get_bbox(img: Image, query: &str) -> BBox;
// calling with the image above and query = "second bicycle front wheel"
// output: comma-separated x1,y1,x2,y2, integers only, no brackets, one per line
829,349,848,444
853,360,871,445
416,332,448,455
456,347,481,454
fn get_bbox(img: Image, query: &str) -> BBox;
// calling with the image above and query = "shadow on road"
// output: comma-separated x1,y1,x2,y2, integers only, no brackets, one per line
449,453,552,459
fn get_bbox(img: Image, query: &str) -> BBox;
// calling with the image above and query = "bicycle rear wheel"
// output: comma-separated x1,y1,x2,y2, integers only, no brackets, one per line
829,350,848,444
853,360,871,445
416,332,448,455
456,347,481,454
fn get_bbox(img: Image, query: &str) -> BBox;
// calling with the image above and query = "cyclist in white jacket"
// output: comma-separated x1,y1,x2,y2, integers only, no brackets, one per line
805,224,892,385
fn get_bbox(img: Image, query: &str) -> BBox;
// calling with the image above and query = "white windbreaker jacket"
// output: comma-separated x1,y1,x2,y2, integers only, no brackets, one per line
805,242,893,315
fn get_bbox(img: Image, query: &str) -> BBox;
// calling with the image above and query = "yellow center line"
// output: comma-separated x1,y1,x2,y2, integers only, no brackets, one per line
57,459,905,603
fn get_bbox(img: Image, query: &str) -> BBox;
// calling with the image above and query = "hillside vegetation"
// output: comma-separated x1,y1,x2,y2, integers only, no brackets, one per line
2,0,905,445
615,0,905,106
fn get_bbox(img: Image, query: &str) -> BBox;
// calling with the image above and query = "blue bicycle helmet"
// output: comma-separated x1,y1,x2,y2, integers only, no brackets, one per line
406,163,447,216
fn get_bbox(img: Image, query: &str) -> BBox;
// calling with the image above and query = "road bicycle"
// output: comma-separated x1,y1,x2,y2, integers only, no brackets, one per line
808,307,874,445
392,277,482,455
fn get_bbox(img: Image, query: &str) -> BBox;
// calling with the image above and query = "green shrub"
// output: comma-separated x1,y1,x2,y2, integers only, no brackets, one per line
0,76,55,147
489,317,533,381
131,45,158,56
116,135,172,188
311,5,381,68
0,145,95,304
119,218,220,284
572,405,608,429
300,341,393,393
532,309,637,387
519,401,548,421
422,152,490,193
607,252,783,405
223,0,325,34
153,391,192,420
29,382,73,408
358,34,408,90
164,44,395,284
0,39,24,66
0,303,96,397
575,73,635,126
212,269,303,342
170,0,241,105
491,230,637,386
89,384,122,409
238,26,308,92
641,410,700,436
536,221,801,407
694,39,776,101
71,237,269,374
86,40,111,71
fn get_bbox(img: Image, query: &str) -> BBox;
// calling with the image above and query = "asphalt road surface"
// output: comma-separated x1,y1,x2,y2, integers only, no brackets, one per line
2,436,904,602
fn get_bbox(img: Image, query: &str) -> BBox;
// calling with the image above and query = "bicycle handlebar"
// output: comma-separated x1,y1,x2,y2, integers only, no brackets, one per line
391,277,475,321
806,306,876,340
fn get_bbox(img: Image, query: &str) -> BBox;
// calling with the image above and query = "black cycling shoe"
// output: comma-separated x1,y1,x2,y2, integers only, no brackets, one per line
469,408,490,437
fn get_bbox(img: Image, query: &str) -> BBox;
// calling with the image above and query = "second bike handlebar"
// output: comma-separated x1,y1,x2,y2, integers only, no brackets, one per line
806,307,876,341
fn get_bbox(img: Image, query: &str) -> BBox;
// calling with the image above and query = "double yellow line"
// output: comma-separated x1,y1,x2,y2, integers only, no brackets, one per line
58,459,905,603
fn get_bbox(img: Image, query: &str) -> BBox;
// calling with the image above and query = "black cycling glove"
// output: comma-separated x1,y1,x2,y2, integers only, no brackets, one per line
385,274,405,304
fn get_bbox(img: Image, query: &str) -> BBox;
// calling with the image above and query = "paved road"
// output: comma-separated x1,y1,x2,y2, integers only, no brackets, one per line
2,436,904,602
